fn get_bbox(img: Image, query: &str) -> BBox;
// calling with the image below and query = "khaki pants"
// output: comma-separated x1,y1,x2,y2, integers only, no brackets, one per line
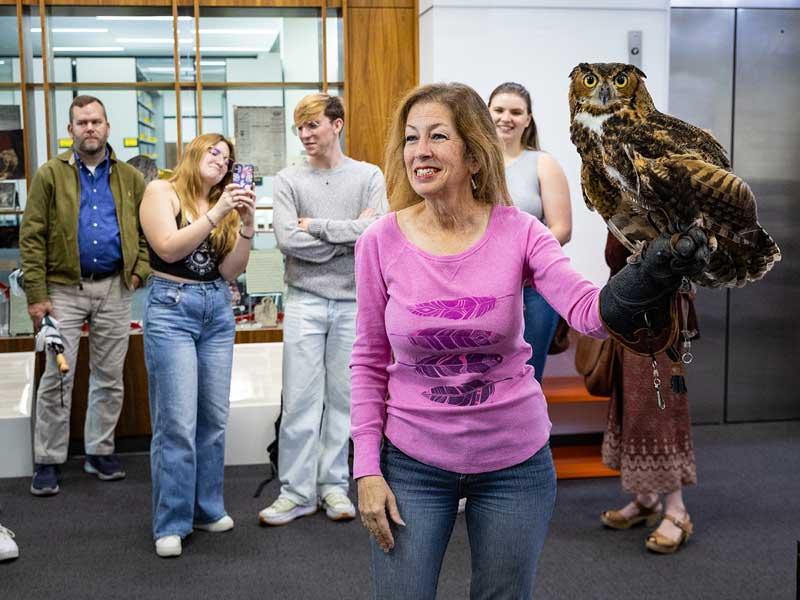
34,275,133,464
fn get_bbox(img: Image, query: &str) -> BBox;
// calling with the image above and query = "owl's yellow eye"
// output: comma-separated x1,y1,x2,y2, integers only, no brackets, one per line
614,74,628,88
583,74,598,88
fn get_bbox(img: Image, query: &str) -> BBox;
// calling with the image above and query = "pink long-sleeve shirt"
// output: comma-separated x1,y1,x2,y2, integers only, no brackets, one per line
350,205,606,478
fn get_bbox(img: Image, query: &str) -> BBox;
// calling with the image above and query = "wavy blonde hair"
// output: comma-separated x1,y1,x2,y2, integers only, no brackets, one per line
294,93,345,127
384,83,512,212
169,133,239,258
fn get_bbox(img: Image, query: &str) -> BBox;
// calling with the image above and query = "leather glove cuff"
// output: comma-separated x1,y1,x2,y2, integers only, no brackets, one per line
600,226,709,355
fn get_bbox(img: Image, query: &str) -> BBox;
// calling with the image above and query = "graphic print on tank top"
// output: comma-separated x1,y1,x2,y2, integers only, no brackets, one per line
398,295,513,407
185,239,218,276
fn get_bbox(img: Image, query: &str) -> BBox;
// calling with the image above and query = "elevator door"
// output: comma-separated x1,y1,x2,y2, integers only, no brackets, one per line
669,8,734,424
728,9,800,421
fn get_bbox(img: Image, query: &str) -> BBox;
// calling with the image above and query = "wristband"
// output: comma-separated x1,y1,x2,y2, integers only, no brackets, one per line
205,213,217,228
239,229,254,240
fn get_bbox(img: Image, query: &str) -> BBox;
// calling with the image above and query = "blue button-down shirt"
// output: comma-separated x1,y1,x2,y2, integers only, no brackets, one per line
76,151,122,275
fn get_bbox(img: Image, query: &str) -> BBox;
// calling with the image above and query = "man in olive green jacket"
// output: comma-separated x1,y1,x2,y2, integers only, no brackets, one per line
20,95,150,496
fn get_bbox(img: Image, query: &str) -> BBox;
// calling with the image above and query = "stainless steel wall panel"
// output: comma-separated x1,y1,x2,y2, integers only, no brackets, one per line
728,9,800,421
683,289,728,424
669,8,735,423
669,8,735,154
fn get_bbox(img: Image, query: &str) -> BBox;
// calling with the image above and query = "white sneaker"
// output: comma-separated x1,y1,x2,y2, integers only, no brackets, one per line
457,498,467,514
321,493,356,522
258,497,316,526
194,515,234,533
0,524,19,561
155,535,182,558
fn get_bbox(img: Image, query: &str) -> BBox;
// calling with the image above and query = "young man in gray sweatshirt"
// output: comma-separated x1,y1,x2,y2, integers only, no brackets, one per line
259,94,387,526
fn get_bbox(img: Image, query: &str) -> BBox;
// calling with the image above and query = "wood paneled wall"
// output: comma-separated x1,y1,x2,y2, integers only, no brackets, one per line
346,0,418,167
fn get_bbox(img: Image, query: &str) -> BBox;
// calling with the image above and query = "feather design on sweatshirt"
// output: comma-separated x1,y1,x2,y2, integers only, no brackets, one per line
397,328,505,351
422,378,511,406
409,295,512,320
402,353,503,378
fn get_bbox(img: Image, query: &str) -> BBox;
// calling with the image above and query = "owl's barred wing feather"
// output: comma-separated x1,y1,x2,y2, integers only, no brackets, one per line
636,154,781,286
680,158,758,233
682,158,781,284
629,111,730,169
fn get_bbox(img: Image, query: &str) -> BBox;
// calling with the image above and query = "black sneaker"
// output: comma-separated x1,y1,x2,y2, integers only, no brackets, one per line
30,464,61,496
84,454,126,481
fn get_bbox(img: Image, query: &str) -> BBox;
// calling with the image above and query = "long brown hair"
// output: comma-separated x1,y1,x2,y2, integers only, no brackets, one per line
488,82,540,151
384,83,511,212
169,133,239,257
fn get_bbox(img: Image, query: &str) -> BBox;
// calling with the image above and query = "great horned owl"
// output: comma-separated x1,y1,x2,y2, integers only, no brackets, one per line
568,62,780,288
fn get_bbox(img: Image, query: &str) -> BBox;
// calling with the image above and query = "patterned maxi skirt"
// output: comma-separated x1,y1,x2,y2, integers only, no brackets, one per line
601,350,697,494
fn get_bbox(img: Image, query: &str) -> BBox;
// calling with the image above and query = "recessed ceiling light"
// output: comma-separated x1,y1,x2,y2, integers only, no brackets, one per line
116,38,192,44
198,29,277,35
96,16,192,21
196,47,269,52
31,27,110,33
53,46,125,52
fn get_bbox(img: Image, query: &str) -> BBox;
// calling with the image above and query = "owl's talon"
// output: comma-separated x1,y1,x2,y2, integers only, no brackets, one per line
666,226,710,276
674,236,695,258
626,240,647,265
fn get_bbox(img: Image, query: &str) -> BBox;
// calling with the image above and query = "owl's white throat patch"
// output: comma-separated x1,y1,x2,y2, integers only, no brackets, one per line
574,111,612,135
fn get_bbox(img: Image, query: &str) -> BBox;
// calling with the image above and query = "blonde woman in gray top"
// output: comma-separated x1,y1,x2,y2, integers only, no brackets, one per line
489,82,572,383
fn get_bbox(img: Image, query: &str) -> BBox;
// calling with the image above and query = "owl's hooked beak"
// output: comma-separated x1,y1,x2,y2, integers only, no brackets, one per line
598,84,611,105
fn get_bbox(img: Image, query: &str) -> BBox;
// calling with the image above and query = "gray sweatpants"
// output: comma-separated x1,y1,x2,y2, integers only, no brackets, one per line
34,275,133,464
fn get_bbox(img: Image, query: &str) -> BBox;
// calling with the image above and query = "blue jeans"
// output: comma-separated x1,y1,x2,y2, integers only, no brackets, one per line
278,287,356,505
371,441,557,600
143,276,235,540
523,287,560,383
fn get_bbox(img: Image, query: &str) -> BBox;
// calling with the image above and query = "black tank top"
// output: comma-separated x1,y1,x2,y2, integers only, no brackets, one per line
148,211,221,281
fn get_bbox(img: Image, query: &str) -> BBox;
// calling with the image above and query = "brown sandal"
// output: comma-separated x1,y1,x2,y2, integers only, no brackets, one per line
601,499,663,530
646,513,693,554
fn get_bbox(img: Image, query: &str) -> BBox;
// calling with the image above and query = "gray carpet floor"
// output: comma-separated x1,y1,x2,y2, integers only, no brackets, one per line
1,421,797,599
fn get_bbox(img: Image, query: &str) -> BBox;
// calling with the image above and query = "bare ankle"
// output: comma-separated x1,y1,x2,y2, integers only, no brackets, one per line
635,493,659,509
665,505,687,519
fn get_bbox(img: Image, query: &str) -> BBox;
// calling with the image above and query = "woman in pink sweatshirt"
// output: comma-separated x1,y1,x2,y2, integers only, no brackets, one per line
350,83,708,599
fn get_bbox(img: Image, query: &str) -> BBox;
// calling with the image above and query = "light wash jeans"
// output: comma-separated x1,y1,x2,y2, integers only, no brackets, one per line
522,287,561,384
278,286,356,506
34,275,133,464
371,441,557,600
143,276,235,540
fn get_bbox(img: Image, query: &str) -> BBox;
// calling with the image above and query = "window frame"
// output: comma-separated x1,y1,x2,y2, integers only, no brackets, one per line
17,0,347,168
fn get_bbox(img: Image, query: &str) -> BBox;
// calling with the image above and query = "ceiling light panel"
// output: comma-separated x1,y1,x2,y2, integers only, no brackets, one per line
116,38,192,44
198,29,277,35
31,27,110,33
197,47,269,52
96,16,192,21
53,46,125,52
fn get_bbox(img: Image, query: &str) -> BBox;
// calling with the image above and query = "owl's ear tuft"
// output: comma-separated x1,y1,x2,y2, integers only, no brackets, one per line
629,65,647,79
569,63,591,79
